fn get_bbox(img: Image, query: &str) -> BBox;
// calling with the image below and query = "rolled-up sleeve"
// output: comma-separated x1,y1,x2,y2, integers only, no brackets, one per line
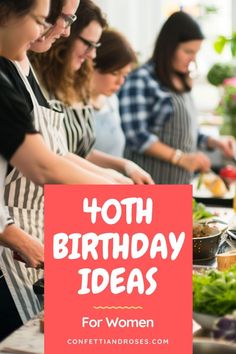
118,63,173,153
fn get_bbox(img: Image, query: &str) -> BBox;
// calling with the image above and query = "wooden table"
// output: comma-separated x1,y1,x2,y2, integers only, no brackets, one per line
0,315,43,354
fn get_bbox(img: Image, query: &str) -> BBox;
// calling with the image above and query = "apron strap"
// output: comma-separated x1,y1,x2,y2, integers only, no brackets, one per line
13,60,40,109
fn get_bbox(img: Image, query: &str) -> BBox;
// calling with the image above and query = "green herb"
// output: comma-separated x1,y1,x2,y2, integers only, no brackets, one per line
193,266,236,316
197,173,203,190
193,199,214,221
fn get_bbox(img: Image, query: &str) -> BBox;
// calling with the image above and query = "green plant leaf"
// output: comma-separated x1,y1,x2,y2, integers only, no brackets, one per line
214,35,228,54
231,33,236,57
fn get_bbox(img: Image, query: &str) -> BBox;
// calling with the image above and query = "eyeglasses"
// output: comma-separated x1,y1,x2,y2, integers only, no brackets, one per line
78,35,101,53
30,14,52,31
60,13,77,28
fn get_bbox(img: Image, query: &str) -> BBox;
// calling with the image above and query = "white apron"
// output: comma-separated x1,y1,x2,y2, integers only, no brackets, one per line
0,62,67,323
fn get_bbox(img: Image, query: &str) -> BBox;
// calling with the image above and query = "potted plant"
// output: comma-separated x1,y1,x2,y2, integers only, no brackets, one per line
207,33,236,87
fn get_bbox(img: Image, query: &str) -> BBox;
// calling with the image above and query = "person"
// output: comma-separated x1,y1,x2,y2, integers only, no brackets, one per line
118,11,235,184
29,0,154,185
0,0,50,340
0,0,120,338
91,29,137,157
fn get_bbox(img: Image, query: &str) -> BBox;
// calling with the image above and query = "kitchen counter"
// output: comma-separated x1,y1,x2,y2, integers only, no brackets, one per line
0,315,43,354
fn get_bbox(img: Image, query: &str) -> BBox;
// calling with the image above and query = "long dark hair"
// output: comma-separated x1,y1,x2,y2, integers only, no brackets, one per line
152,11,204,93
94,29,137,73
30,0,107,105
47,0,65,25
0,0,36,23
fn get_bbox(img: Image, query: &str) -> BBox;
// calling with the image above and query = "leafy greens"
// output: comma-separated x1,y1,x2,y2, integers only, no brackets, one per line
193,266,236,316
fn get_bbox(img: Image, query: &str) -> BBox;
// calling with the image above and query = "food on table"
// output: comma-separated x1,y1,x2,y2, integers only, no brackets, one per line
213,312,236,342
193,265,236,317
193,219,228,260
193,223,219,238
203,173,228,197
220,165,236,183
192,199,214,221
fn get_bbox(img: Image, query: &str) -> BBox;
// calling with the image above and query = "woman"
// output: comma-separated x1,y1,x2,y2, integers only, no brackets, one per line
29,0,154,184
0,0,51,340
91,29,137,157
118,11,235,184
0,0,119,335
0,0,49,237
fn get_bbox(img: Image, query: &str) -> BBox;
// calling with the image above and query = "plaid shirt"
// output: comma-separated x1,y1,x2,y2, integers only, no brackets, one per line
118,61,208,152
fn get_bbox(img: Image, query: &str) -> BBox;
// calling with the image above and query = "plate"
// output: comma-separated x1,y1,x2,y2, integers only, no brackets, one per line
192,177,234,199
192,177,235,207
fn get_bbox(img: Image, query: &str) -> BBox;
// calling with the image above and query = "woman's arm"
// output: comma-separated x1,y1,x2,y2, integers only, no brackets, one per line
65,152,133,184
0,224,44,269
145,140,211,173
10,134,113,185
118,66,173,154
87,149,154,184
207,136,235,159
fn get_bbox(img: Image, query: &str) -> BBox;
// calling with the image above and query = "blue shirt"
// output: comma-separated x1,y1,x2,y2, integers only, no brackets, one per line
118,61,208,153
94,95,125,157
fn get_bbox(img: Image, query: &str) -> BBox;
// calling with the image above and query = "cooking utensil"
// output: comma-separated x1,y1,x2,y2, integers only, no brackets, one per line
227,229,236,240
193,219,228,261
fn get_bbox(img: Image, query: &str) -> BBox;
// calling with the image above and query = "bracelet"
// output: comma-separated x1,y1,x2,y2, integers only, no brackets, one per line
171,149,183,165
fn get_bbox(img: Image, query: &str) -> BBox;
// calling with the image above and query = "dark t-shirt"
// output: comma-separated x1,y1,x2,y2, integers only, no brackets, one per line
0,67,38,161
0,57,49,112
27,68,50,109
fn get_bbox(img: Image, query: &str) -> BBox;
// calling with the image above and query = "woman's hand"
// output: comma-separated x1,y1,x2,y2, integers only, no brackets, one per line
0,224,44,269
208,136,236,159
18,237,44,269
178,152,211,173
124,161,155,184
105,169,134,184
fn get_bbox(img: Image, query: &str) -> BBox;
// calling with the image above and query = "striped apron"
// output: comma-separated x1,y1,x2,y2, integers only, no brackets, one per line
0,156,7,234
0,62,67,323
53,100,95,157
124,92,198,184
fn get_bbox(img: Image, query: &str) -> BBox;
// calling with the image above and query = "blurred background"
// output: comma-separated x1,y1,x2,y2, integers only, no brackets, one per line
95,0,234,109
95,0,236,163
